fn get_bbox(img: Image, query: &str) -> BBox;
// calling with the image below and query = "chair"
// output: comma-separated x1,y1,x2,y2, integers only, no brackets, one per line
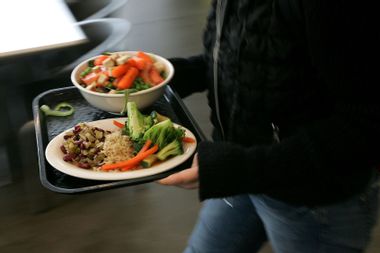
65,0,128,21
1,18,131,203
0,18,131,91
17,121,71,213
1,18,131,144
31,17,132,87
57,17,131,78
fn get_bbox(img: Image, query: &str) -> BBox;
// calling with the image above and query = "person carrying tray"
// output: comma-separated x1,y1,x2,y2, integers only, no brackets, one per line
158,0,380,252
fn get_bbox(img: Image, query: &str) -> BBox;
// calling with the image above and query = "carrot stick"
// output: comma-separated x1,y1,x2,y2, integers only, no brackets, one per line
120,163,138,171
117,67,139,90
105,140,152,172
149,66,164,85
101,144,158,171
138,139,152,154
136,51,153,64
182,137,196,143
94,55,109,66
139,68,152,85
113,120,125,128
127,57,147,70
119,140,152,171
111,63,130,78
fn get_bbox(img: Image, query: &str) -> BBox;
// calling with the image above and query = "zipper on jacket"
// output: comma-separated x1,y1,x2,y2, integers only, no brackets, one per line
272,123,281,143
213,0,228,140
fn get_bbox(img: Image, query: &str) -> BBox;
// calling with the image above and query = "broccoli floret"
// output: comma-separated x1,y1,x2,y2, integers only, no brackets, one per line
126,102,153,141
143,119,184,149
156,139,183,160
150,111,169,124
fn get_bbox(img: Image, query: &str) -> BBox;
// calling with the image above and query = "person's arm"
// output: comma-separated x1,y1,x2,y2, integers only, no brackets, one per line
168,54,209,98
197,1,380,206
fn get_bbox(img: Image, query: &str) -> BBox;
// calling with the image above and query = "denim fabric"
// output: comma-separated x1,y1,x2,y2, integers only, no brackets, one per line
184,179,379,253
184,195,267,253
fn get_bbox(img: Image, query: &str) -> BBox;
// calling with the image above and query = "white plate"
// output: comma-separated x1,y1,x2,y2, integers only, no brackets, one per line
45,118,197,181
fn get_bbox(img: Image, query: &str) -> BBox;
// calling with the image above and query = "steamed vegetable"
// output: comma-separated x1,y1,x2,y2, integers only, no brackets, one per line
101,144,158,171
113,120,125,128
150,111,169,124
121,101,187,167
156,139,183,160
143,119,184,150
60,101,196,171
125,101,154,141
182,136,196,143
141,154,158,168
120,89,130,115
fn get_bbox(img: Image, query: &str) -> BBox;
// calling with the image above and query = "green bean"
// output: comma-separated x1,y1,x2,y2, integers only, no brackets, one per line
40,102,74,117
80,67,92,78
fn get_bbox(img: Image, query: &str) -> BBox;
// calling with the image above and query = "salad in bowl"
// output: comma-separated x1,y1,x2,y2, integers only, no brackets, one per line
71,51,174,113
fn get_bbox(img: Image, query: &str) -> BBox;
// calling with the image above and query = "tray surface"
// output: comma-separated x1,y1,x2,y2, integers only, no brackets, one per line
33,86,206,194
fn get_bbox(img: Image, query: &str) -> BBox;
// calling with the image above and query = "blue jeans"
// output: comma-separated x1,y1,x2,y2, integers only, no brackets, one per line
184,179,379,253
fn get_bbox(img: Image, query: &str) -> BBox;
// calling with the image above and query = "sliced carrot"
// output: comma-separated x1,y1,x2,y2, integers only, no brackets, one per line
113,120,125,128
149,66,164,85
182,137,196,143
111,63,130,78
117,67,139,90
136,51,153,64
101,144,158,171
94,55,109,66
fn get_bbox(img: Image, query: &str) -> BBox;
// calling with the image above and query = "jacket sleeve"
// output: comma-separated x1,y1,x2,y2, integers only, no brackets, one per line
197,1,380,205
168,55,209,98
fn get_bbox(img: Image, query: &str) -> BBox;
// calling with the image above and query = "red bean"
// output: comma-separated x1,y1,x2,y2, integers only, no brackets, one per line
73,125,82,134
63,153,76,162
63,134,73,140
78,162,90,169
60,145,67,154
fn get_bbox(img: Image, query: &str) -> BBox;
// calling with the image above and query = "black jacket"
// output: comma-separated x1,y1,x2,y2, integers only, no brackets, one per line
171,0,380,206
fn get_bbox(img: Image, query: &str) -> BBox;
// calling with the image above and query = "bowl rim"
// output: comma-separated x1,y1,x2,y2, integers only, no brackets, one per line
70,51,174,97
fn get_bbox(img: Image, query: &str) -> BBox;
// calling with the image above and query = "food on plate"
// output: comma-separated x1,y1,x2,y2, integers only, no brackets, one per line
60,123,109,169
101,130,134,166
79,51,166,94
60,101,196,172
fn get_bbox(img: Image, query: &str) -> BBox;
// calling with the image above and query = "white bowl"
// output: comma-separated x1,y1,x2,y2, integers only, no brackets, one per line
71,51,174,113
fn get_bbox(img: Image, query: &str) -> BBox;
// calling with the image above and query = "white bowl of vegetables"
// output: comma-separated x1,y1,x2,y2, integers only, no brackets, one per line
71,51,174,113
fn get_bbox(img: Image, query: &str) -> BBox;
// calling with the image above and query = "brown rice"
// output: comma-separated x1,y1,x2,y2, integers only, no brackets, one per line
96,129,135,171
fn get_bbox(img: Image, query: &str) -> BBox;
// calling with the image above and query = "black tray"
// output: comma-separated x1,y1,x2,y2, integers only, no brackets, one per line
33,86,206,194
